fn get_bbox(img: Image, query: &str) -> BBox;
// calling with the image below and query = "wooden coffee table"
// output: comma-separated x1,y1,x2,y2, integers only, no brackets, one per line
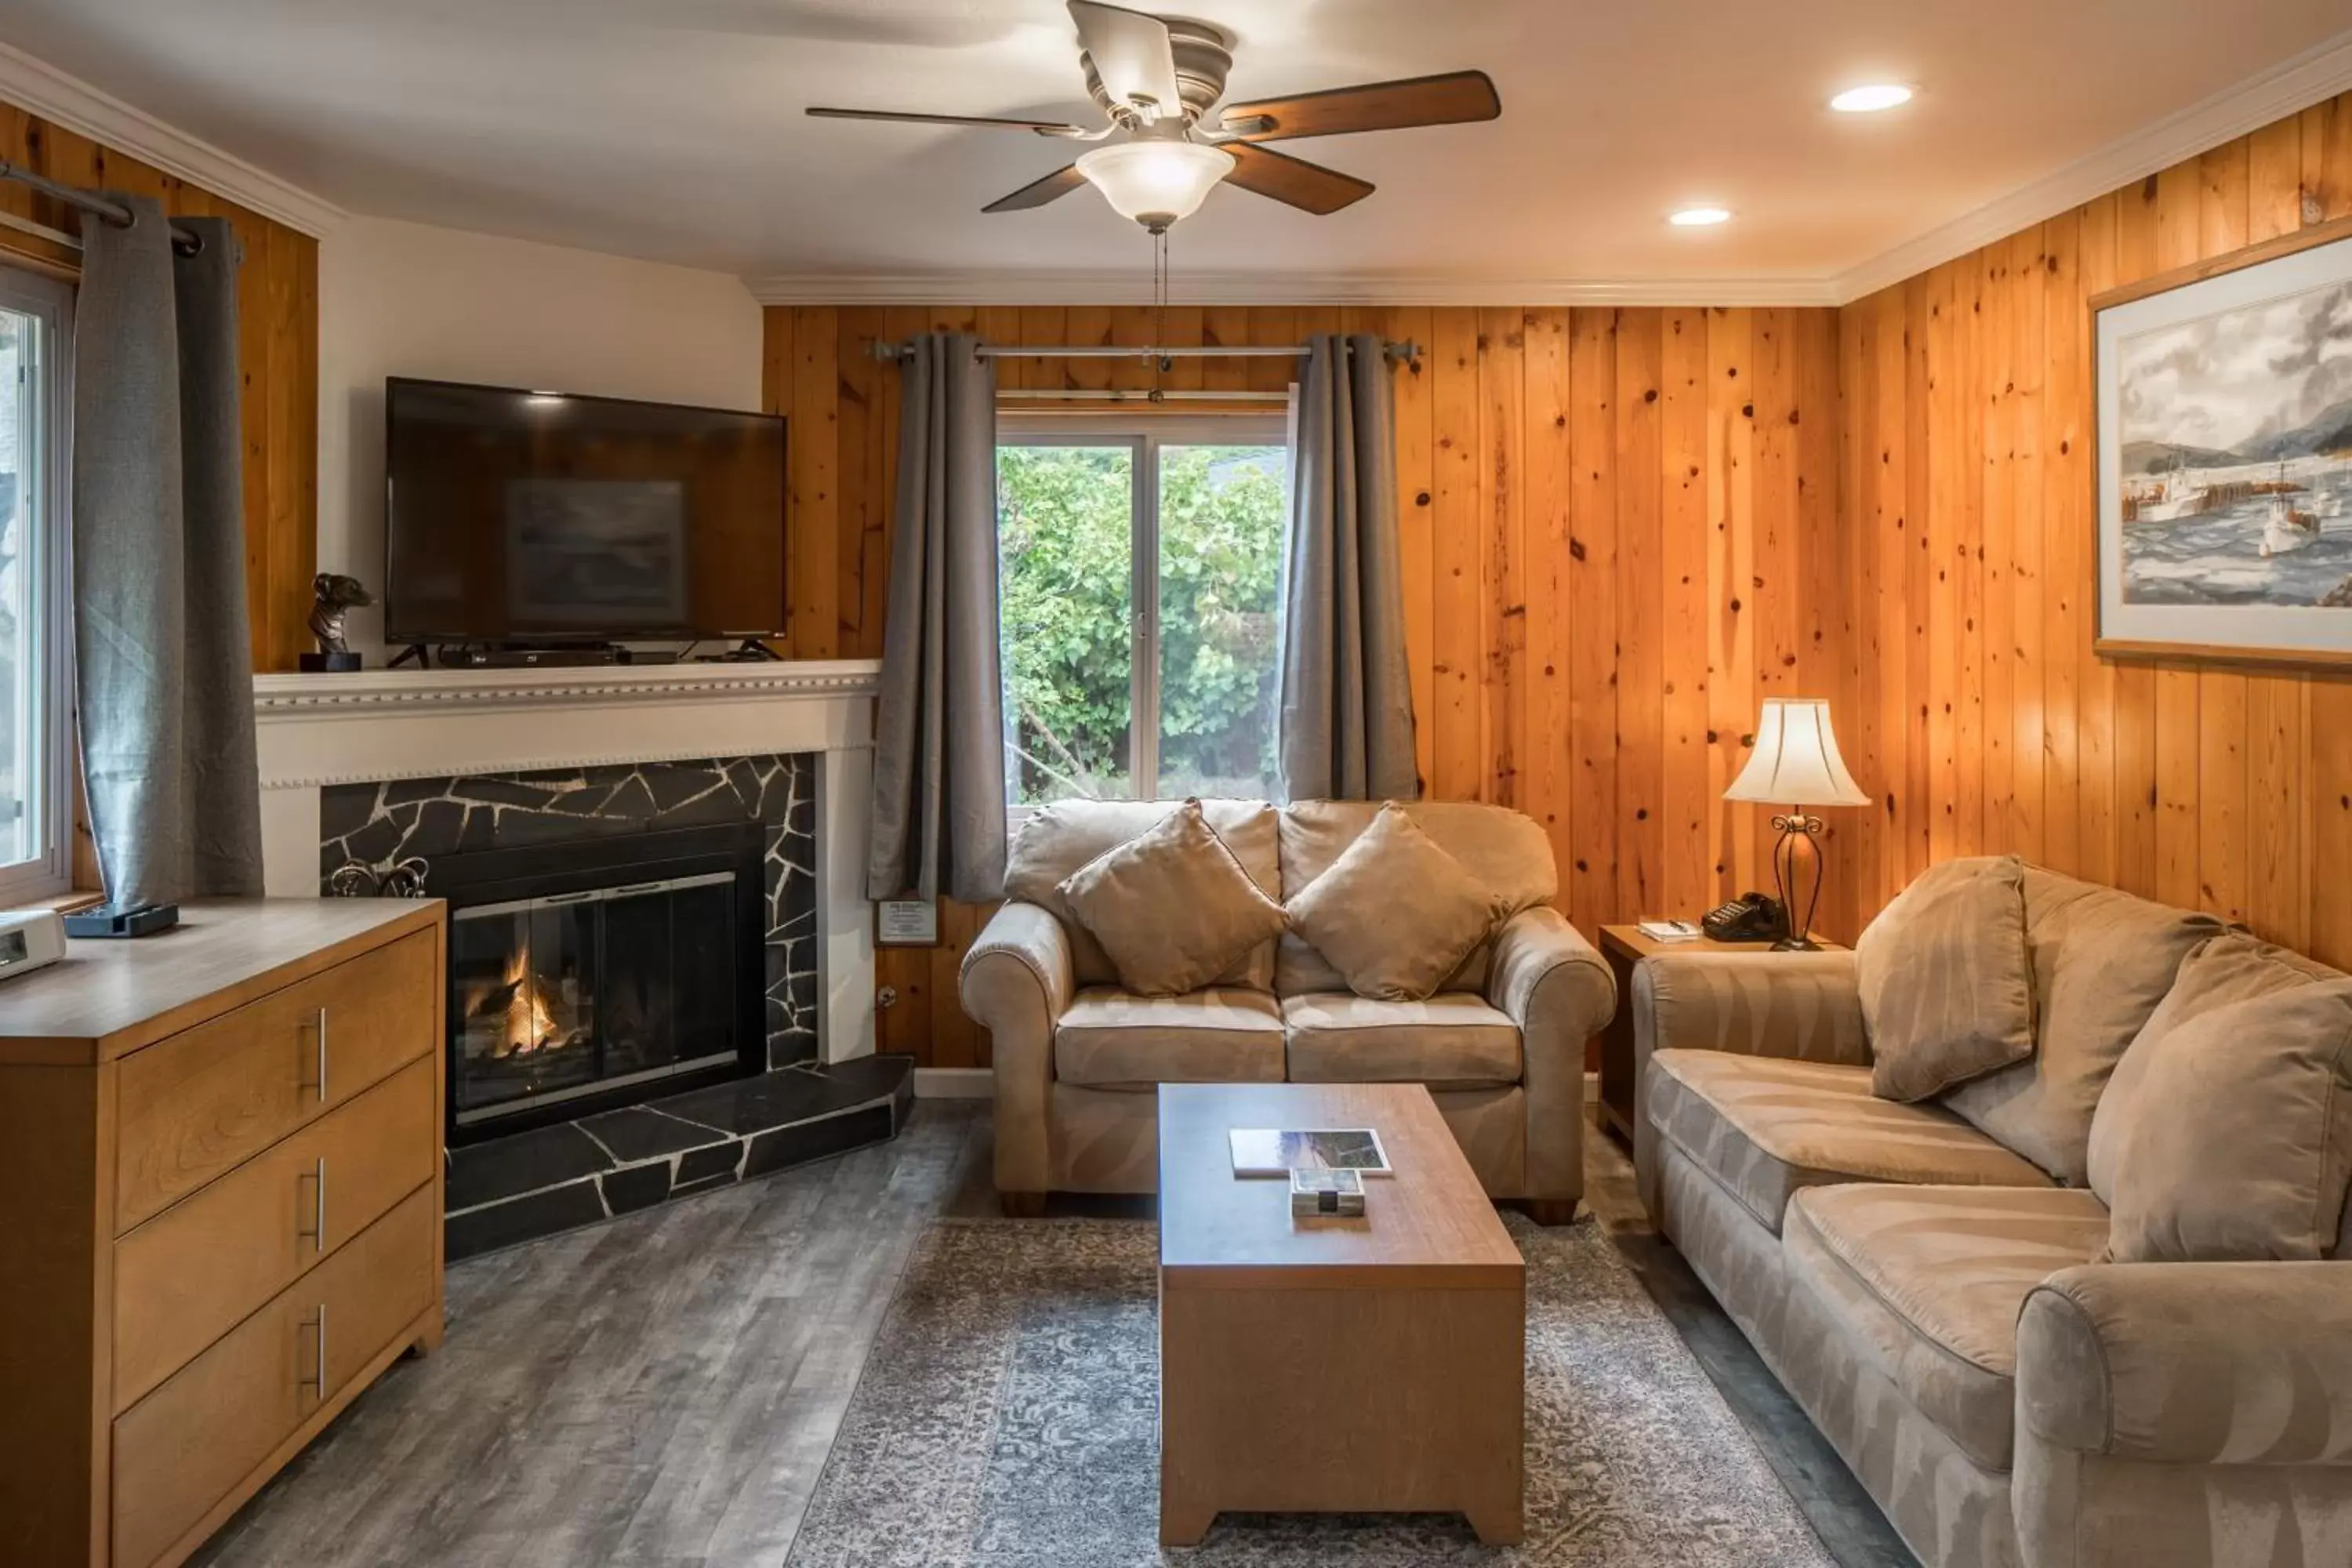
1156,1082,1525,1546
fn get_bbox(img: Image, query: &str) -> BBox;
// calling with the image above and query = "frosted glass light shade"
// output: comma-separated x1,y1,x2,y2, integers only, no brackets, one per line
1076,140,1234,228
1723,698,1871,808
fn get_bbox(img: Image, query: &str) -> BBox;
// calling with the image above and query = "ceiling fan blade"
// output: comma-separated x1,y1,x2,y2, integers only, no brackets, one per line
1221,142,1373,216
1067,1,1183,120
983,164,1088,213
1217,70,1501,142
807,106,1091,136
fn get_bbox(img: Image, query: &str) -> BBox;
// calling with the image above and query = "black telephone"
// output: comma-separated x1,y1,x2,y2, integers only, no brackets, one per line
1702,891,1788,943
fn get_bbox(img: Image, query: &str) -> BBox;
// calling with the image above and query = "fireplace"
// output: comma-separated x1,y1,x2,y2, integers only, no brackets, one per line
268,668,911,1256
428,823,767,1142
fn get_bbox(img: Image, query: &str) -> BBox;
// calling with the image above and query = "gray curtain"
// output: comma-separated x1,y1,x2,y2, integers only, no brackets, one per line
72,196,263,909
1278,332,1419,801
866,332,1006,903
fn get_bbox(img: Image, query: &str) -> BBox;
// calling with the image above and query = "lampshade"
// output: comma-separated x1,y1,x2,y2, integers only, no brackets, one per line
1076,139,1235,230
1723,698,1871,808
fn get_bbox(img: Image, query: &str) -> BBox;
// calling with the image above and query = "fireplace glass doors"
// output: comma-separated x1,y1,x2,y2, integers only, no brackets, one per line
430,822,766,1138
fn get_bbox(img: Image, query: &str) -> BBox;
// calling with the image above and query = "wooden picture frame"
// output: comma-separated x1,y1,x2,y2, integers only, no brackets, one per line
2091,212,2352,668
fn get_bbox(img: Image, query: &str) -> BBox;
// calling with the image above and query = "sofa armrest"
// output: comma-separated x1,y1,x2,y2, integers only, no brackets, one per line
2018,1262,2352,1466
1486,907,1615,1205
1632,949,1867,1069
1631,949,1867,1217
960,901,1073,1196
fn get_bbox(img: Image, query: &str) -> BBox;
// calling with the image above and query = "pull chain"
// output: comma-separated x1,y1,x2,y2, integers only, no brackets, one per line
1151,227,1169,403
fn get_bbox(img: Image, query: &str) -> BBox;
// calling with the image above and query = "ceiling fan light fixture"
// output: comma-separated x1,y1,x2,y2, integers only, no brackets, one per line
1076,138,1235,229
1829,83,1913,113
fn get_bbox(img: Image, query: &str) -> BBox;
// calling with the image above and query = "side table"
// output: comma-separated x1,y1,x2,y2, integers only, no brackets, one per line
1593,924,1849,1145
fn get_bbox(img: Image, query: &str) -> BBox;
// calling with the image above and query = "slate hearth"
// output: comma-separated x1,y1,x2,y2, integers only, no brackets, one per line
320,753,818,1069
444,1054,916,1258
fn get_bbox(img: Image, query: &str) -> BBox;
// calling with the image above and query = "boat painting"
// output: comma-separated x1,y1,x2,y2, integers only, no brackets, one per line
2097,223,2352,662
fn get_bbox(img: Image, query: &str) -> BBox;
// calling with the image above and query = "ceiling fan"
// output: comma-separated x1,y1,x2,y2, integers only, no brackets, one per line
808,0,1501,231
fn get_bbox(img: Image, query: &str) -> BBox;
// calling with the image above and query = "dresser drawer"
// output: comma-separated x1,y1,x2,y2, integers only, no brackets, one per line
112,1058,437,1413
111,1185,437,1568
115,931,437,1231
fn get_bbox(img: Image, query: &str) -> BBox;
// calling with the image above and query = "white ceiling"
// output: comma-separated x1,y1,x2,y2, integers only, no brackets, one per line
4,0,2350,296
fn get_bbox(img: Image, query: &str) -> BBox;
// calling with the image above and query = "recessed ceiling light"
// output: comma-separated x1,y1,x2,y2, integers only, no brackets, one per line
1669,206,1732,227
1830,84,1913,113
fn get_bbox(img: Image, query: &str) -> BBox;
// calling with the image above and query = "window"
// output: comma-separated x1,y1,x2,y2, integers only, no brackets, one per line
0,267,71,904
997,416,1290,806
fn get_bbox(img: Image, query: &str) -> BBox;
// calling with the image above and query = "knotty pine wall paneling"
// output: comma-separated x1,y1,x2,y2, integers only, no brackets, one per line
0,103,320,673
1832,89,2352,970
763,303,1846,1065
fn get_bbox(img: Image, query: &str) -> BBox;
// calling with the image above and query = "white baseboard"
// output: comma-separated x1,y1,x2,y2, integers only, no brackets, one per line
913,1067,995,1098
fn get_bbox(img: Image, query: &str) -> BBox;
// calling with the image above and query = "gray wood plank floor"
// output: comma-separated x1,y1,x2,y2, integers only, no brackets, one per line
192,1098,1912,1568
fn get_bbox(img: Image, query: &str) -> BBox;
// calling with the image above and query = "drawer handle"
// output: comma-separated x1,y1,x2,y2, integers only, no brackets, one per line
297,1007,329,1104
296,1157,327,1253
299,1303,328,1403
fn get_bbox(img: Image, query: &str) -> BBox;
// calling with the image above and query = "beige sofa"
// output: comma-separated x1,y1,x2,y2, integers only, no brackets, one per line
961,798,1617,1218
1632,862,2352,1568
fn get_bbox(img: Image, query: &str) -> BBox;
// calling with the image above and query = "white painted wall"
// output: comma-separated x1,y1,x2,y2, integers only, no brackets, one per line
316,216,765,658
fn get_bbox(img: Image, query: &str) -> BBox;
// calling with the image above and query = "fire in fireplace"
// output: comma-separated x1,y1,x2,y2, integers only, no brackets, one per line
478,938,580,1058
427,824,767,1142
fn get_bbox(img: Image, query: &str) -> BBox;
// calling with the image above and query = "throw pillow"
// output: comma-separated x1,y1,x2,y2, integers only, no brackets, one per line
1283,802,1509,1003
2098,979,2352,1264
1857,855,2034,1102
2087,932,2339,1205
1939,869,2224,1185
1054,799,1288,997
1007,799,1281,989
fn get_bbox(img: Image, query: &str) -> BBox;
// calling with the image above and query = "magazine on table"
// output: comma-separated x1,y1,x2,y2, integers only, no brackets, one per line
1228,1127,1392,1178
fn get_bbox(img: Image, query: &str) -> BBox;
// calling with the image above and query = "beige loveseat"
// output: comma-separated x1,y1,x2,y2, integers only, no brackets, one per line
1633,862,2352,1568
961,798,1616,1218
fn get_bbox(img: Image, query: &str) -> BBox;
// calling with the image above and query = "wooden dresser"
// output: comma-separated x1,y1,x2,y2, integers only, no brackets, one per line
0,898,446,1568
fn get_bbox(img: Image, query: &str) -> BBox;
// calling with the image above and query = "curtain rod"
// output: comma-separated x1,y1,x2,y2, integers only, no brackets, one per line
869,339,1419,365
1000,388,1290,404
0,159,204,254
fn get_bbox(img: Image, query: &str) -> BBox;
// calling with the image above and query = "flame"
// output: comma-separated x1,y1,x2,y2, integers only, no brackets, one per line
499,943,563,1056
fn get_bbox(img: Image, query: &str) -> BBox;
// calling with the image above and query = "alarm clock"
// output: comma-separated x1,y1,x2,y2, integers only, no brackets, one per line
0,907,67,982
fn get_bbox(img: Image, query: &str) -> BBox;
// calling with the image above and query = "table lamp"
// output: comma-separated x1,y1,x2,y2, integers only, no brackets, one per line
1722,698,1871,950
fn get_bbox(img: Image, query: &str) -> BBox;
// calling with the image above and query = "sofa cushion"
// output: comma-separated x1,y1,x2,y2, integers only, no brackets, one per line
1281,993,1522,1090
1275,800,1555,996
1784,1184,2111,1472
1941,868,2225,1185
1646,1049,2053,1235
1053,987,1284,1090
1856,855,2035,1102
2096,979,2352,1265
2088,932,2343,1207
1283,804,1508,1002
1007,800,1281,990
1054,799,1289,996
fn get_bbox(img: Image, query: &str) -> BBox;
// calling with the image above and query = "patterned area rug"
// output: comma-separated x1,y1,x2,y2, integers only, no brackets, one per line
786,1215,1833,1566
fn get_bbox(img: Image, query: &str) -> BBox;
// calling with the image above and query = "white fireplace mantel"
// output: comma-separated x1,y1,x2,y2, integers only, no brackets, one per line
252,659,884,1063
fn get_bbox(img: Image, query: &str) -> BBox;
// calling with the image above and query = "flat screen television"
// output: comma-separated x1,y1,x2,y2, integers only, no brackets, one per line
384,377,786,646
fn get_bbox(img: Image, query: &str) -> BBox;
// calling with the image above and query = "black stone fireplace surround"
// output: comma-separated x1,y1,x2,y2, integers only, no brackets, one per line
321,753,913,1259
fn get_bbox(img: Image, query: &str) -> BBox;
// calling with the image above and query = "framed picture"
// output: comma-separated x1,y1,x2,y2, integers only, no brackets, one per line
2093,215,2352,666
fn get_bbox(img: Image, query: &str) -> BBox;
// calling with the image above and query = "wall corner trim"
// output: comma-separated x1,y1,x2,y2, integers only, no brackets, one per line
0,40,347,238
1831,25,2352,304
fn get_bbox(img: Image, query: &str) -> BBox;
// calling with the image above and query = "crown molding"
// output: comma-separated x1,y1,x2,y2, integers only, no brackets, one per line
746,270,1840,307
0,41,345,238
1831,26,2352,303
